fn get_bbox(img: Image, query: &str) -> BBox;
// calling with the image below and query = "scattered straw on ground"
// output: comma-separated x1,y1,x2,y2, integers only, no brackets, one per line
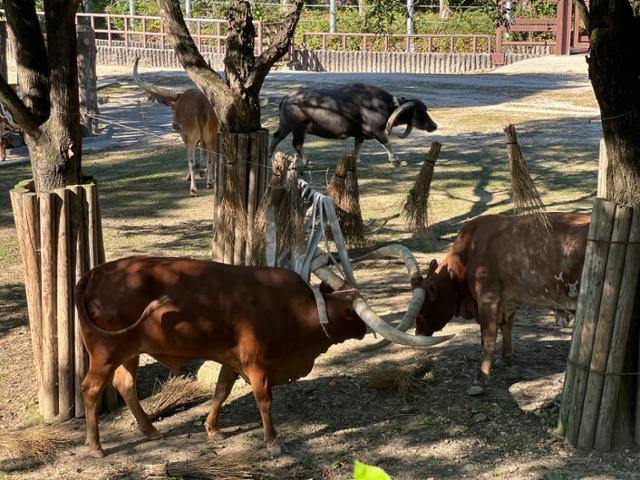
363,357,434,399
143,376,209,422
0,422,80,461
145,450,255,479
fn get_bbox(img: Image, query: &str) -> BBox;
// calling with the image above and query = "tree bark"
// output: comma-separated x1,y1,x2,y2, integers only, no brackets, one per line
157,0,303,133
587,0,640,206
0,0,82,191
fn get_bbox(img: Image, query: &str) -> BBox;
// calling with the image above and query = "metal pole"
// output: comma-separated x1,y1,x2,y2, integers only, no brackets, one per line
406,0,414,35
185,0,192,18
329,0,337,33
128,0,135,29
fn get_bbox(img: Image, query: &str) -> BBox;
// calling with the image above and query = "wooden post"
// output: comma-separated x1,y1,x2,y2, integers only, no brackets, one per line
56,188,74,420
558,198,616,443
10,179,108,420
577,205,632,449
211,130,269,266
595,208,640,450
597,138,608,198
39,192,59,420
9,185,43,407
77,25,99,137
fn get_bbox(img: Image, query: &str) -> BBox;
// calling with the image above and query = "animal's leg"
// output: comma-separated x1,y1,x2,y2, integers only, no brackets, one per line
204,364,239,441
354,137,364,163
112,356,162,441
203,128,218,189
380,140,402,167
269,126,290,158
247,368,280,455
467,301,500,396
499,311,515,364
292,131,310,168
81,361,116,457
186,142,198,196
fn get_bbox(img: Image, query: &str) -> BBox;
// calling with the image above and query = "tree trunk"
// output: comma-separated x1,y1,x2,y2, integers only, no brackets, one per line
2,0,82,191
439,0,451,20
587,2,640,206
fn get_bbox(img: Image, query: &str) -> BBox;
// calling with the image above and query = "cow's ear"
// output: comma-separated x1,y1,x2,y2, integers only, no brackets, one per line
428,259,438,274
426,281,438,301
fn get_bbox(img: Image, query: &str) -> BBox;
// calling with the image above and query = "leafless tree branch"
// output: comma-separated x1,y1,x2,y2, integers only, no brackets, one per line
248,0,304,93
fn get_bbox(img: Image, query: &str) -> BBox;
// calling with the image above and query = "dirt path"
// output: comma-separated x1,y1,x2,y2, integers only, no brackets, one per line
2,58,635,479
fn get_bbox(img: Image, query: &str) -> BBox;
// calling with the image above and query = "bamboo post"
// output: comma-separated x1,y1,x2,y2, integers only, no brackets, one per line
70,185,89,418
597,139,608,198
55,188,74,420
594,207,640,450
577,205,632,449
39,192,59,420
245,132,260,262
233,134,249,265
558,198,616,443
211,129,268,266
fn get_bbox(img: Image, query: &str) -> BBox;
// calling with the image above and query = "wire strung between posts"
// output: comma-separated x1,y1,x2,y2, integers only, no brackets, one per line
567,358,640,377
83,111,330,175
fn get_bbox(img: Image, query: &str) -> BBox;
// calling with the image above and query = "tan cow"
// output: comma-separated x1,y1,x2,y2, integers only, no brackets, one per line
75,248,452,457
412,212,589,395
133,58,218,196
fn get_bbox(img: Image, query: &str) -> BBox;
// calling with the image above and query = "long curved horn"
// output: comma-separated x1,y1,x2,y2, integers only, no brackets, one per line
354,244,426,351
133,56,181,101
385,100,419,138
313,266,453,348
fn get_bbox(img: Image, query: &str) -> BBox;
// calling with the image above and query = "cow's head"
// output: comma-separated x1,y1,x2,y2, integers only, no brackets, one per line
385,98,438,139
414,259,459,336
314,247,454,349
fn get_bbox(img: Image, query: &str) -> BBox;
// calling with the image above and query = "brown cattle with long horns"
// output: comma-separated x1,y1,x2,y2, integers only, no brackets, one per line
359,213,589,395
75,247,451,457
133,57,218,196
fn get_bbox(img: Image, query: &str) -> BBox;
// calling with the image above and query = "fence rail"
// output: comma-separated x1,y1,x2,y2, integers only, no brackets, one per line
74,12,276,54
301,32,493,54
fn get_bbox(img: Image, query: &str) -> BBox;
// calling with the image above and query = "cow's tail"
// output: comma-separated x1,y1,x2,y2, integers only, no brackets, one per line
75,273,170,337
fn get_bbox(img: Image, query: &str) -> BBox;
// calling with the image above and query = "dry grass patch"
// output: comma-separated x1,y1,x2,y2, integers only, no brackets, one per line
363,357,434,399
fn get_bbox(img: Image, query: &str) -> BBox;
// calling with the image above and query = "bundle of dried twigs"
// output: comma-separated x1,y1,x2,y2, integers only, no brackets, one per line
326,154,366,247
403,141,441,235
504,124,551,231
142,376,209,422
144,450,255,479
0,423,79,461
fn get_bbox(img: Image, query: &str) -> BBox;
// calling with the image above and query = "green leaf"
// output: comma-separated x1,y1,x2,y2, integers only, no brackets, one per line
353,460,391,480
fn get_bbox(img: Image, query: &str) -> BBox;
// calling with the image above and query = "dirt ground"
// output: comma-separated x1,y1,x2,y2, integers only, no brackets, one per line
2,55,638,479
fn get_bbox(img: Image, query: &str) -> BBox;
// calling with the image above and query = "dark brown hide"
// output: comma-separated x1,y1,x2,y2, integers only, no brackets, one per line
416,212,589,393
76,257,365,457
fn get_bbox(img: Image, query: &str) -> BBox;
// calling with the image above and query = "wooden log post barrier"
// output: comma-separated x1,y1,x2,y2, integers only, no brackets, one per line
211,130,269,266
10,179,114,421
558,198,640,449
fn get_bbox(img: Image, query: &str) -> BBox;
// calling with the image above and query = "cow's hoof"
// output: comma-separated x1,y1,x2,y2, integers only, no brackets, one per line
495,357,512,368
389,160,401,168
467,384,485,396
145,429,163,441
86,447,106,458
206,182,214,189
207,430,226,442
267,441,282,456
190,189,198,197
